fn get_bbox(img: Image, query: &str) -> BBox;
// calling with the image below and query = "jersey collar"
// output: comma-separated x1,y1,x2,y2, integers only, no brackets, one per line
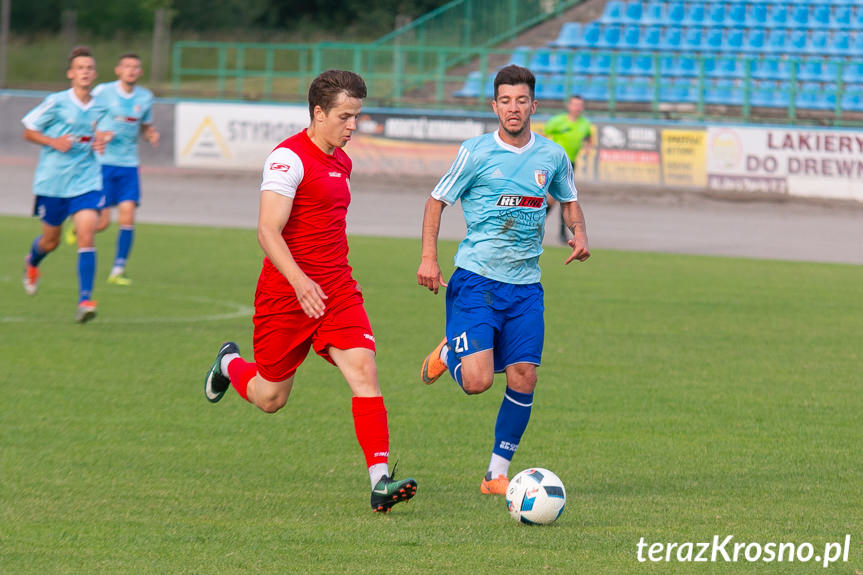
493,130,535,154
67,88,95,111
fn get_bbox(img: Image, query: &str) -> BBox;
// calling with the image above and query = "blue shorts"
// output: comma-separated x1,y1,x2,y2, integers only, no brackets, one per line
33,190,106,227
101,165,140,207
445,267,545,373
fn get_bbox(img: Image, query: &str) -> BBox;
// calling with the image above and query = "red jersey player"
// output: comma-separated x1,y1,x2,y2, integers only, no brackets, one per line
203,70,417,513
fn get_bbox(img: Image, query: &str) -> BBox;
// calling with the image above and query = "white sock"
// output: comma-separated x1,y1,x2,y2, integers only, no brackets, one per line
369,463,389,488
488,453,511,478
220,353,240,376
110,265,124,277
439,343,450,364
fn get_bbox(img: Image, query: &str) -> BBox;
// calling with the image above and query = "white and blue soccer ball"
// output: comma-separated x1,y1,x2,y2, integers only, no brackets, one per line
505,468,566,525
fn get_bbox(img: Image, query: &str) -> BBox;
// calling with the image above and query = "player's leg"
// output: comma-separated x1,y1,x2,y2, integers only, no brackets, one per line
481,283,544,494
23,198,64,295
204,340,296,412
108,200,137,285
320,298,416,512
71,203,100,323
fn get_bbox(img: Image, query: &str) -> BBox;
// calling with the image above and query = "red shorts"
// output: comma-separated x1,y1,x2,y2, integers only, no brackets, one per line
252,283,376,382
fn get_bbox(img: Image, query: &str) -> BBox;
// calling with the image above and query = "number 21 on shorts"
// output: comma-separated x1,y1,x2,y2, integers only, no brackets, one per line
453,331,469,353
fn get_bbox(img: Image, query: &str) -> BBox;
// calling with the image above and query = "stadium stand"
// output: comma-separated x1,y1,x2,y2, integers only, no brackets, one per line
453,0,863,116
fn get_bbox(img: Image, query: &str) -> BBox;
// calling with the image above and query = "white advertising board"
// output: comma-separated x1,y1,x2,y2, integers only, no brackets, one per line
706,126,863,201
175,102,308,169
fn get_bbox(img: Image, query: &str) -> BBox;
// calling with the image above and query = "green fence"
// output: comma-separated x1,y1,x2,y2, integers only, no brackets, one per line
171,42,863,126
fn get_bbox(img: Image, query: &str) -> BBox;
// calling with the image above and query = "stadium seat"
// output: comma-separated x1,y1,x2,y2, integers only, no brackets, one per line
840,91,863,112
551,22,583,48
602,0,625,24
744,28,766,53
676,54,699,77
852,9,863,31
683,27,704,51
752,58,789,80
723,28,743,52
640,26,663,49
708,3,725,26
789,30,808,53
797,83,836,110
660,78,697,103
807,30,829,55
704,79,743,105
764,30,789,54
842,61,863,84
579,77,608,101
598,24,623,48
570,51,593,74
616,52,637,75
750,80,789,108
812,4,831,29
659,26,683,51
453,71,481,98
589,52,613,75
667,2,685,26
682,2,706,26
707,28,724,51
791,5,810,28
715,56,745,78
623,25,641,48
727,3,746,27
768,5,789,28
536,75,566,100
614,78,652,102
830,5,851,30
642,2,665,25
623,1,644,23
850,34,863,56
509,46,532,67
633,53,656,76
830,32,853,57
746,3,768,27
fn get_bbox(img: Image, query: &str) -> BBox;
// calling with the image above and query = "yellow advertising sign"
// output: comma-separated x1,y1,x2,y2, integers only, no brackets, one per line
661,129,707,187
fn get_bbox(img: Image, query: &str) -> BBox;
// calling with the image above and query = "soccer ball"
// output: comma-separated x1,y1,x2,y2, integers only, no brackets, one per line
505,468,566,525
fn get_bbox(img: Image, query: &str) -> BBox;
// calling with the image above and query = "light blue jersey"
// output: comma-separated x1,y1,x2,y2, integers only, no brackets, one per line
22,89,108,198
432,131,578,284
93,81,154,167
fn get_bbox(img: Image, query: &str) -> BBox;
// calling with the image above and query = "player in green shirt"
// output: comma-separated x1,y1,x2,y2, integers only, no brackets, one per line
543,95,592,244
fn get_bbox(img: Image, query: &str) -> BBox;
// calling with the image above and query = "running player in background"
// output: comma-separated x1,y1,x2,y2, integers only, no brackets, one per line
417,65,590,495
203,70,417,513
67,53,159,285
544,95,592,244
21,46,111,323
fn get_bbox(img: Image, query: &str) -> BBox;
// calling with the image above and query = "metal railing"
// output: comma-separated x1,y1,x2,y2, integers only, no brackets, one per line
171,42,863,126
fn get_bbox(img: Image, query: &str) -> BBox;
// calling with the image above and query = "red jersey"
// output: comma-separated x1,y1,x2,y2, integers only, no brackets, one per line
257,130,355,298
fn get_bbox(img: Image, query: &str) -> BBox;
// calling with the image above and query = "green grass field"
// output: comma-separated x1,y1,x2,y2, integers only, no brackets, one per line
2,214,861,574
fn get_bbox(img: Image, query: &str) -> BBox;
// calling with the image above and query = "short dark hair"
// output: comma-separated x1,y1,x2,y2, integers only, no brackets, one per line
493,65,535,99
67,45,94,69
307,70,367,118
117,53,141,63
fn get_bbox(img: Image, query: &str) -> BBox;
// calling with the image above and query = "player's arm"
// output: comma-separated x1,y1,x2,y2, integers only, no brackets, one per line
417,196,448,294
23,129,73,153
141,123,160,147
258,190,327,318
561,200,590,264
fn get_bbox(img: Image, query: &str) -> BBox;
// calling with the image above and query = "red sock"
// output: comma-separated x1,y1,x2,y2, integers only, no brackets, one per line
352,396,389,468
227,357,257,402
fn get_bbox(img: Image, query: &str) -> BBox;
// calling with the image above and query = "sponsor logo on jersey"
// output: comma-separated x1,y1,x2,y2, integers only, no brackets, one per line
329,171,342,178
114,115,138,123
534,169,549,188
364,333,376,342
77,135,93,143
496,195,544,208
269,162,290,172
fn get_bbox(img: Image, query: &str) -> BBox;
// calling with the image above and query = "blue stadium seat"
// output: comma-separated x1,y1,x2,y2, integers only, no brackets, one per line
843,61,863,84
536,75,566,100
752,58,789,80
453,71,481,98
615,52,637,75
704,79,743,105
659,54,677,77
708,3,725,26
764,30,789,54
707,28,725,51
723,28,744,52
667,2,685,26
746,3,768,27
750,80,790,108
850,33,863,56
744,28,766,53
683,27,704,51
571,51,593,74
633,53,656,76
623,25,641,48
830,5,851,30
642,2,665,26
676,54,699,77
797,83,836,110
580,77,608,101
660,79,698,103
727,3,746,27
551,22,583,48
789,30,808,53
852,9,863,31
812,4,831,29
791,5,810,28
840,91,863,112
768,5,789,27
602,1,625,24
509,46,532,67
682,2,706,26
589,52,613,75
640,26,663,49
623,1,644,23
807,30,829,55
615,79,653,102
715,56,745,78
659,26,683,51
829,32,853,57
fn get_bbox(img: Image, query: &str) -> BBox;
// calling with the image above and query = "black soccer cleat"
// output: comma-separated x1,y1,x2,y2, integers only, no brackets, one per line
204,341,240,403
370,474,418,513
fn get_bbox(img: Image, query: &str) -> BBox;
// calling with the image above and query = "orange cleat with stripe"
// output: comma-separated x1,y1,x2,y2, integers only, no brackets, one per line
75,300,98,324
480,472,509,495
420,337,449,385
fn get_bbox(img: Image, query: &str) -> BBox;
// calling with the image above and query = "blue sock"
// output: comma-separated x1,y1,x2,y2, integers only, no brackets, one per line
446,345,466,391
114,226,134,268
28,236,48,267
78,248,96,302
492,387,534,461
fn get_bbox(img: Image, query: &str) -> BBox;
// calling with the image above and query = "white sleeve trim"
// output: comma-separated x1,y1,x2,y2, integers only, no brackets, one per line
260,147,304,198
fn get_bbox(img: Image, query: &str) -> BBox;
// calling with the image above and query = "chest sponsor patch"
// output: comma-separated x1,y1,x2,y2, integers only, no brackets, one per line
496,195,545,208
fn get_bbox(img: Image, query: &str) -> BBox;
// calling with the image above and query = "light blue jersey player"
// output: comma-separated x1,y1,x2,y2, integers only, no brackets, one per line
86,53,159,285
21,46,111,323
417,65,591,495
